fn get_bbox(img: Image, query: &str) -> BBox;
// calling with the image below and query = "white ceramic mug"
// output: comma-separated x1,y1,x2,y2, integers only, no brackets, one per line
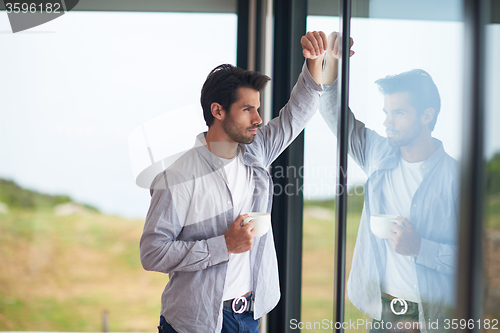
370,214,404,239
242,212,271,237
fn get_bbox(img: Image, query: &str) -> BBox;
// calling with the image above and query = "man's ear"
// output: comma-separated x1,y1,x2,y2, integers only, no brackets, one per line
421,107,435,126
211,102,225,122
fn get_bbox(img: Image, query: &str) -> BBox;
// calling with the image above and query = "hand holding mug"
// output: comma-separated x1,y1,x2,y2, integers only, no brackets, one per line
388,217,421,257
370,214,404,239
225,214,256,254
241,212,271,237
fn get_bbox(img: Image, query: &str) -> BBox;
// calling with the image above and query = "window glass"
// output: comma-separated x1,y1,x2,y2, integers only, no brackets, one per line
306,1,465,331
0,11,236,330
302,15,339,331
345,2,464,331
483,18,500,329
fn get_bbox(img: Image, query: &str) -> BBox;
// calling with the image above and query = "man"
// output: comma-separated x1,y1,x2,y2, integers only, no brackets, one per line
320,33,458,332
140,31,327,333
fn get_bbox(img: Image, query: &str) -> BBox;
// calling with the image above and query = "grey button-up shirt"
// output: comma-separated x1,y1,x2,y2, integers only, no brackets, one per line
140,62,322,333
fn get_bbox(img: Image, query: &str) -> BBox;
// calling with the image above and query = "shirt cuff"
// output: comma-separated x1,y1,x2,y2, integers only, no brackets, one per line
321,78,338,92
416,238,439,269
207,234,230,266
301,60,324,93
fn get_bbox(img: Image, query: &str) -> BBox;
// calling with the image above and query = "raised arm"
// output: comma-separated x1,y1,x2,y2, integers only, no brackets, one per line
321,31,355,86
301,31,328,85
250,31,326,167
319,31,374,170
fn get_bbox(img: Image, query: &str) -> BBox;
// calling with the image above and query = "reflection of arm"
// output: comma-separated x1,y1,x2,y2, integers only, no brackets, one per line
417,239,456,276
255,60,323,167
140,172,229,274
416,176,459,276
319,57,368,169
321,50,338,86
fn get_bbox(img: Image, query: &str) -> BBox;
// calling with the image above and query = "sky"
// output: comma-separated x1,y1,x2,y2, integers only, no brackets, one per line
0,10,498,219
0,12,237,219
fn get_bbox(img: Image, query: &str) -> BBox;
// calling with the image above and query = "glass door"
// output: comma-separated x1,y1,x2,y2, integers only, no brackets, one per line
320,0,475,332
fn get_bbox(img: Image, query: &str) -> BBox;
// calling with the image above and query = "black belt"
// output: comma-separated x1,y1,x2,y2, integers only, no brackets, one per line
223,295,254,314
381,295,419,317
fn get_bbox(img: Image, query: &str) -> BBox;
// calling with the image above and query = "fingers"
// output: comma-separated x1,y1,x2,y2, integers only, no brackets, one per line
391,224,404,233
327,31,355,58
225,215,255,254
235,214,249,226
301,31,327,59
246,222,257,237
319,31,328,52
300,36,313,58
236,215,256,240
237,221,255,251
396,217,412,229
327,31,338,51
391,217,410,234
242,220,255,233
332,33,339,56
302,31,353,61
398,217,409,224
310,31,326,55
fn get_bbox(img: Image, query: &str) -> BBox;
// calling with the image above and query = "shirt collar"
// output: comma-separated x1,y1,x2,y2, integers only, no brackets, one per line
194,132,250,169
193,132,224,171
377,138,446,173
419,138,446,175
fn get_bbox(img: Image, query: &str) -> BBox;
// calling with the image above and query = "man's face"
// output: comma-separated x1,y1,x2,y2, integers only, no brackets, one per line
222,87,262,144
383,91,423,147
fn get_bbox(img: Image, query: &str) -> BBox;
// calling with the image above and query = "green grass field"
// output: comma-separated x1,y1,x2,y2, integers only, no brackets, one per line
301,201,370,333
0,209,166,331
0,195,499,331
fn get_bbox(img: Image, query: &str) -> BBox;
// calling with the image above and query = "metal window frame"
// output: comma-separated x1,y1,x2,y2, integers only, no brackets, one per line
456,0,488,331
333,1,351,331
267,1,307,332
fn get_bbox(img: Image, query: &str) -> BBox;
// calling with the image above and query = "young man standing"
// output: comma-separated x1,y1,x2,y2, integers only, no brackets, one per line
140,31,327,333
320,32,458,332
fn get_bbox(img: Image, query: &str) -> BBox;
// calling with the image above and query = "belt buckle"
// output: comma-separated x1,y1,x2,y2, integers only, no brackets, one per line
232,297,248,314
390,298,408,315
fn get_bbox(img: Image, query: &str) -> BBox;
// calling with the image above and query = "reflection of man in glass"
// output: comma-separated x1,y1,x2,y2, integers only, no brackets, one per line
320,32,458,332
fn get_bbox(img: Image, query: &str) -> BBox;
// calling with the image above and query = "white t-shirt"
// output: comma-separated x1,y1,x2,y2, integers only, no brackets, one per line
380,157,424,302
220,149,255,301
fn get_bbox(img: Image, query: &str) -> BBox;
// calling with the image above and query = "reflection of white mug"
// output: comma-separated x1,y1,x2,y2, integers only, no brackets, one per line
242,212,271,237
370,214,404,239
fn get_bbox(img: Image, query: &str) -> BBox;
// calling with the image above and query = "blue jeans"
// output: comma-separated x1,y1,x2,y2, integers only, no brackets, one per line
158,316,177,333
159,309,260,333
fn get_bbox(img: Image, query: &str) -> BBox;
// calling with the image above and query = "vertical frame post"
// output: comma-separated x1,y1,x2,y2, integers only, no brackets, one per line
457,0,487,331
333,0,351,332
267,0,307,332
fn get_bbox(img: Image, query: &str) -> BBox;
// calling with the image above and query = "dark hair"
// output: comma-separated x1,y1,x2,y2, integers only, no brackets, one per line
375,69,441,131
200,64,271,127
